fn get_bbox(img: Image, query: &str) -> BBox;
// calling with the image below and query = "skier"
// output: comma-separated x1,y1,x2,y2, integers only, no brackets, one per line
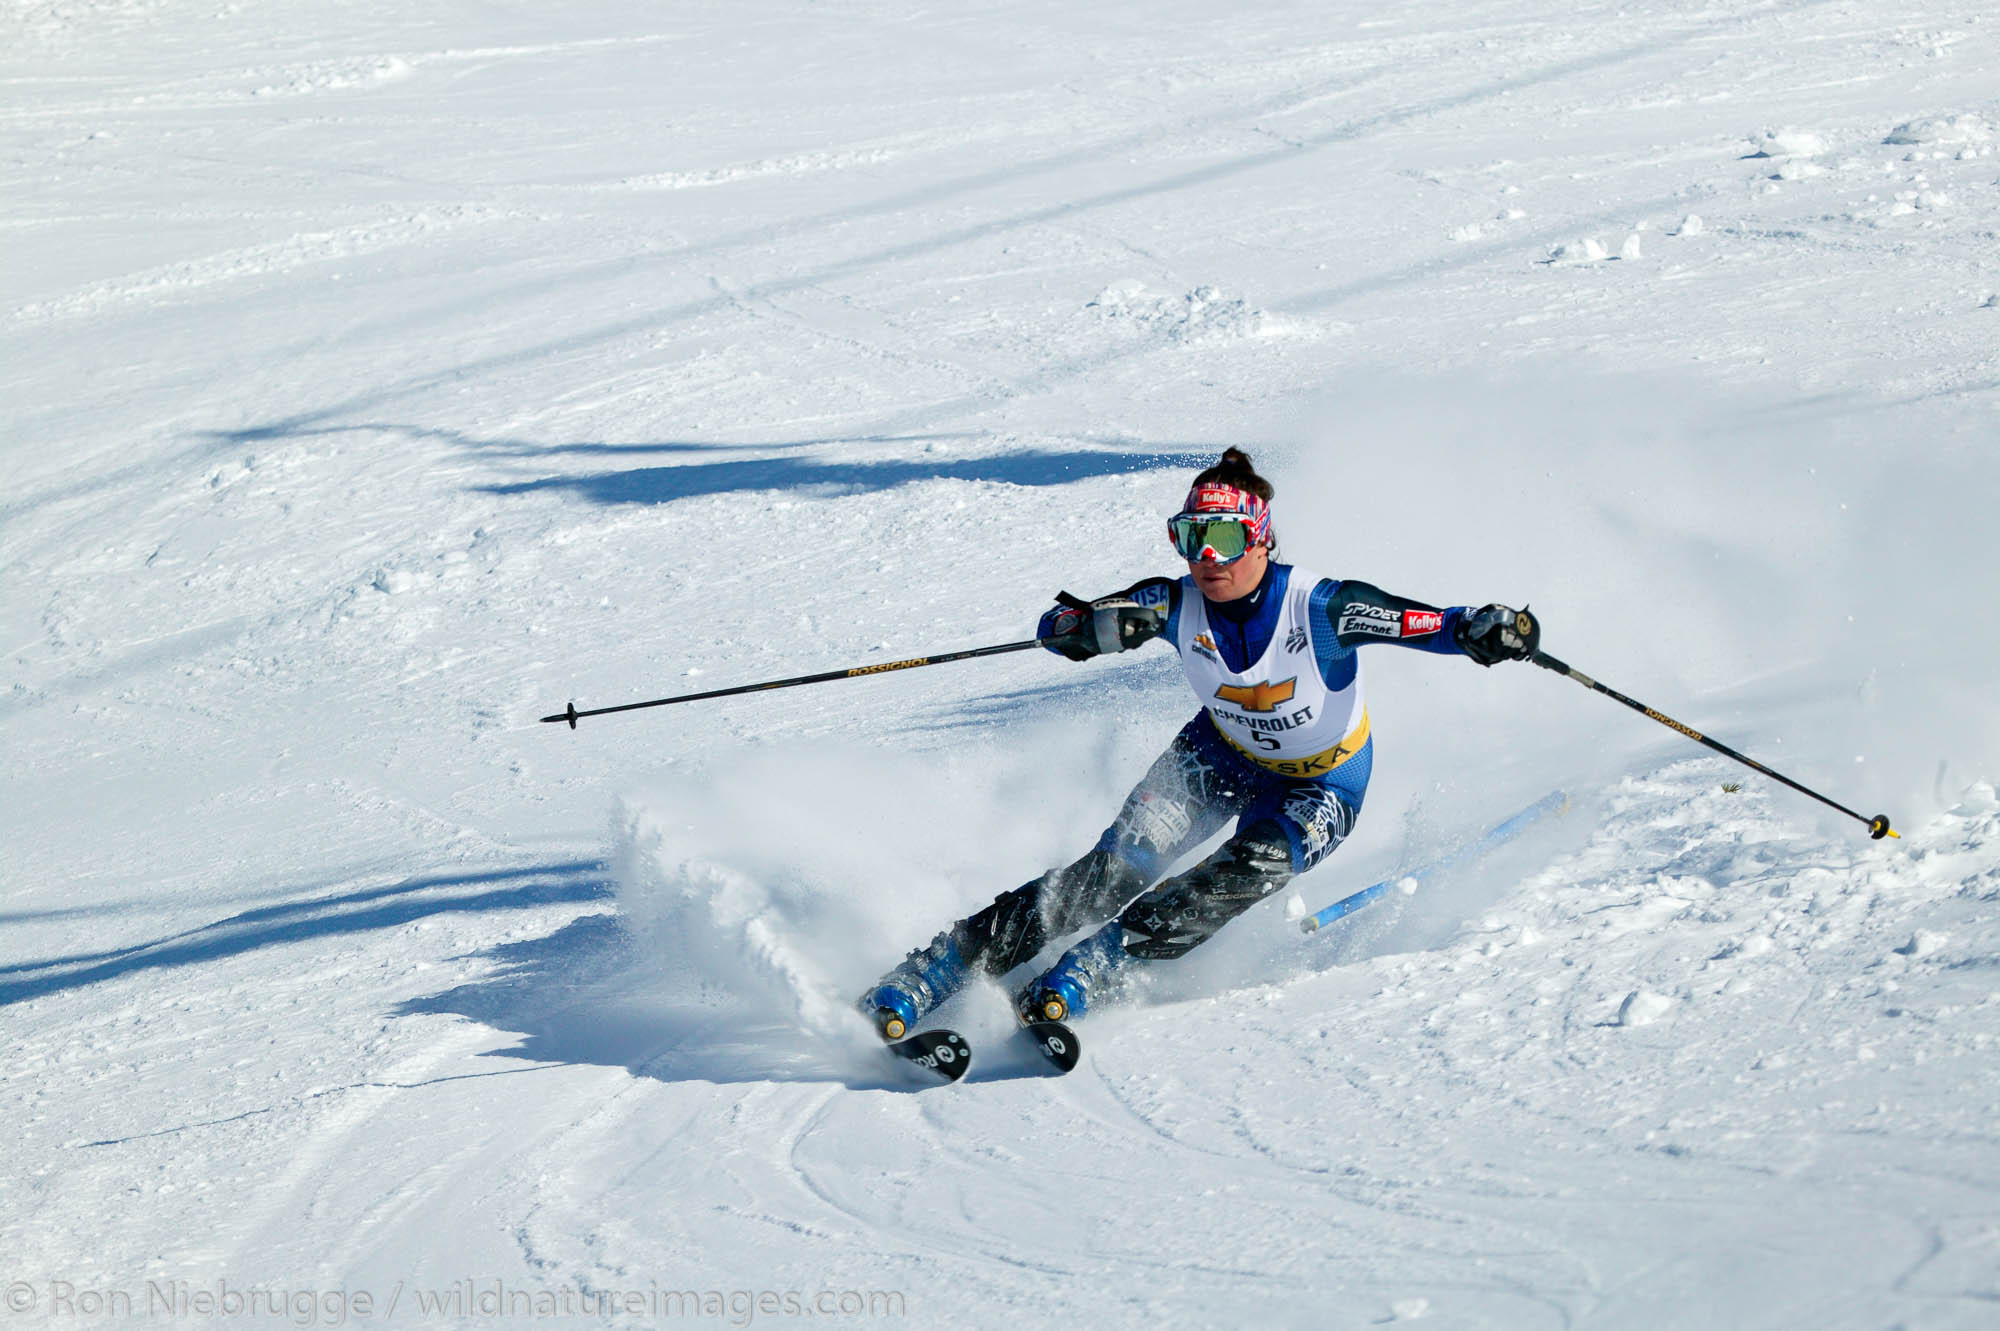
862,449,1539,1041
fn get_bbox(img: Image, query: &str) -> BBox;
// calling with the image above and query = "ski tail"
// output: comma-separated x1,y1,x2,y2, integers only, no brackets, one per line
1023,1019,1080,1074
886,1028,971,1082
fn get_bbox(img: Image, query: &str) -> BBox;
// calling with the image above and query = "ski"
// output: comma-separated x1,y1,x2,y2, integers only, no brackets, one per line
885,1027,971,1082
1022,1018,1081,1074
1299,790,1568,935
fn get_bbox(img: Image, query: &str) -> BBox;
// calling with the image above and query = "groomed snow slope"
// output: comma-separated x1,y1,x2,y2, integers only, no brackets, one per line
4,2,1998,1327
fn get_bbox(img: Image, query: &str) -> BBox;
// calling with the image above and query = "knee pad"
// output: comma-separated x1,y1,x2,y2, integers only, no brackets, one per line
958,883,1044,975
1115,824,1294,961
1042,847,1148,933
1228,818,1295,881
958,848,1147,976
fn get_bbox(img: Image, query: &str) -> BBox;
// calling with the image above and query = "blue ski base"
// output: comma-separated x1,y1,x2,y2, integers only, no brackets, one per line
1300,790,1568,935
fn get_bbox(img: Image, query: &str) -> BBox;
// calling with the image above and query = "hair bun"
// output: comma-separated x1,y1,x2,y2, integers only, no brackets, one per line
1191,449,1272,502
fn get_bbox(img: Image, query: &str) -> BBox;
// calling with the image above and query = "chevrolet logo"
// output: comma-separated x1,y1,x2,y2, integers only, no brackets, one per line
1215,678,1296,712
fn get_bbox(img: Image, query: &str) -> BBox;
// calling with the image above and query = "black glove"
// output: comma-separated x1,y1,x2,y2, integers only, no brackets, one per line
1038,591,1166,661
1455,604,1539,666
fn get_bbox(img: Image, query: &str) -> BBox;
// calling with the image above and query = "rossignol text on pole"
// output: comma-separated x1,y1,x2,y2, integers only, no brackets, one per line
1528,640,1897,840
541,638,1052,728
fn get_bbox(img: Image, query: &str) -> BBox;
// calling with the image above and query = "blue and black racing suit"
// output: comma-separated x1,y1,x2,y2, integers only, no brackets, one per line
943,561,1483,1006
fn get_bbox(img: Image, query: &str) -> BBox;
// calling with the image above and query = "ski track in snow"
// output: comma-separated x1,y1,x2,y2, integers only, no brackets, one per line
5,1,1999,1327
8,208,507,325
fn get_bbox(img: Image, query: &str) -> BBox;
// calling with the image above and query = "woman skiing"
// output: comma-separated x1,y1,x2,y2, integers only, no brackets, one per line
863,449,1539,1040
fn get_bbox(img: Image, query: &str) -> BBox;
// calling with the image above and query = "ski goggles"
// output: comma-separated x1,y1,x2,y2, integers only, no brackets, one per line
1168,513,1256,564
1169,481,1272,564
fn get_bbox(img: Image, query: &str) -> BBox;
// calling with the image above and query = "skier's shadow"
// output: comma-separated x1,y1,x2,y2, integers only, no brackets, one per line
0,861,610,1008
399,915,1007,1092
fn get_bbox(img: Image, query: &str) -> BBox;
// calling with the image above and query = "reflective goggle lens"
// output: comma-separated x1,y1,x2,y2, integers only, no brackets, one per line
1168,515,1252,564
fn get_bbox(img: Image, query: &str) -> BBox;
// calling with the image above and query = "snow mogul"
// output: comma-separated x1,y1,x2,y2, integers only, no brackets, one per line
862,449,1540,1040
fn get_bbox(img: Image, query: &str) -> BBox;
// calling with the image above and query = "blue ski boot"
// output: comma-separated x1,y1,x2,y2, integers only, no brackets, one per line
861,930,969,1041
1014,922,1132,1025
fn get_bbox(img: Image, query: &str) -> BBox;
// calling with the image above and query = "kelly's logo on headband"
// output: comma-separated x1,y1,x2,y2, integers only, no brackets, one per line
1186,483,1260,515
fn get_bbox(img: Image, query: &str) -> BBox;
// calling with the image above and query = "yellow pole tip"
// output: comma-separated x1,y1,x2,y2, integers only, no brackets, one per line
1886,828,1901,839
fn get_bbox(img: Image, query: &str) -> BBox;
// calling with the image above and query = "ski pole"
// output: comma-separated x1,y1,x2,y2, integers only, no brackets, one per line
541,638,1050,728
1528,646,1897,840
